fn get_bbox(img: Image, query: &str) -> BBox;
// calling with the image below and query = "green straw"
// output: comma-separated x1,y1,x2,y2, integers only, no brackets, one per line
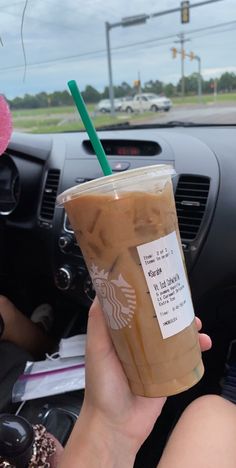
68,80,112,176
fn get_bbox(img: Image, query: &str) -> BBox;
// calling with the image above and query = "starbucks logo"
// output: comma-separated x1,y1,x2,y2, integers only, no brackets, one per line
90,264,136,330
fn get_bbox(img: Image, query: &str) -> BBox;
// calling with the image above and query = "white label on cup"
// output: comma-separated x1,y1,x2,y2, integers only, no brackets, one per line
137,231,194,339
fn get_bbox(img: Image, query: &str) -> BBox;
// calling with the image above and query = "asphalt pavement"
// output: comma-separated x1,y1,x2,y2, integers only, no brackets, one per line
150,102,236,125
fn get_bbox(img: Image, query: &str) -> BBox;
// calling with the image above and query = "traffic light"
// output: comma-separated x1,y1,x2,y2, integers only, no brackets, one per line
133,80,141,87
171,47,177,58
189,51,195,60
182,49,186,60
181,1,190,24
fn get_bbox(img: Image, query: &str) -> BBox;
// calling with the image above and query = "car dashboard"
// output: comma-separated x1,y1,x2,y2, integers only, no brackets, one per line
1,125,236,466
3,127,236,299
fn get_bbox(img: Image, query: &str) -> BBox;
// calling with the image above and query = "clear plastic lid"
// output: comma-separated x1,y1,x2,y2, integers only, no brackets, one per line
57,164,175,205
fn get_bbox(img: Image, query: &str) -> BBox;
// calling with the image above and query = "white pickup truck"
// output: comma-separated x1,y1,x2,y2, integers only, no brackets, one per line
121,93,172,113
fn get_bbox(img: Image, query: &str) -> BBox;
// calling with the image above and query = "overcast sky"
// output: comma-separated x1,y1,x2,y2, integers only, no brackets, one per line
0,0,235,98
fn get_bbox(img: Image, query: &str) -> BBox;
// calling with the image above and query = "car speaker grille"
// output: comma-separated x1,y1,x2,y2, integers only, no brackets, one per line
40,169,60,220
175,175,210,241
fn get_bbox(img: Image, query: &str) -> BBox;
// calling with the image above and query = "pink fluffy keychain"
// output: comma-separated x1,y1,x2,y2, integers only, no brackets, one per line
0,95,13,156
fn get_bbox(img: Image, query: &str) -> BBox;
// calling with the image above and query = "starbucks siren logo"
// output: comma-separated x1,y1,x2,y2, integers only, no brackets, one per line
90,264,136,330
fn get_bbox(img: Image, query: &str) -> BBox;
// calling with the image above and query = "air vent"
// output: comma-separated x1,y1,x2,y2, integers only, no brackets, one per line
175,175,210,241
40,169,60,220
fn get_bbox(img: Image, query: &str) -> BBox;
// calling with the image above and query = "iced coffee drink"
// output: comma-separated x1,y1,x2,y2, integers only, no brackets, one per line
58,165,204,397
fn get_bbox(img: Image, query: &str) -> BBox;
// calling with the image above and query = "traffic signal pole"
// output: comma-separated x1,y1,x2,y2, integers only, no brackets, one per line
175,32,190,98
171,47,202,101
196,55,202,101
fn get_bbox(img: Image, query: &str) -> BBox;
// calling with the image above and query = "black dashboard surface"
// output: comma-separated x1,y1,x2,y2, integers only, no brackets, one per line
3,126,236,307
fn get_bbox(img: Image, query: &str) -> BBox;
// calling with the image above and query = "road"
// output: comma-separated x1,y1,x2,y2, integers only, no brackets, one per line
148,102,236,124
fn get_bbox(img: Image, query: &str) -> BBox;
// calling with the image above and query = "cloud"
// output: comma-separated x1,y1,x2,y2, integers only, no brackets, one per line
202,66,236,78
0,0,236,97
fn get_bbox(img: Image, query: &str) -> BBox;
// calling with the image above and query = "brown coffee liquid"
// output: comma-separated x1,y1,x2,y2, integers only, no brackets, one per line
65,181,204,397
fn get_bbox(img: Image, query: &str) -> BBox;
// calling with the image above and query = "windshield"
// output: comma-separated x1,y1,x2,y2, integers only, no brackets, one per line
1,0,235,133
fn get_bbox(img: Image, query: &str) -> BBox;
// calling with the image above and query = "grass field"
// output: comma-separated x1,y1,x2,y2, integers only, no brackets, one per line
12,107,159,133
12,92,236,133
172,92,236,105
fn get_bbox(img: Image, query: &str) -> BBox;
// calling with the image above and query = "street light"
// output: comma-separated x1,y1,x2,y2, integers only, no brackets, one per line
105,14,148,116
121,14,149,27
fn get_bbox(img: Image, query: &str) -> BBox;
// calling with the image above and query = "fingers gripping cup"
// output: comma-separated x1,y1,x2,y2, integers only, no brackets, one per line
58,165,204,397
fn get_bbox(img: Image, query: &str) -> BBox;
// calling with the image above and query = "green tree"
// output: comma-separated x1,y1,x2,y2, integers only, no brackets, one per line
176,74,199,95
36,92,49,108
186,73,199,94
59,90,73,105
218,72,236,92
203,78,214,94
82,85,101,103
21,94,40,108
10,96,24,109
163,83,176,97
50,91,65,106
144,80,163,94
120,81,132,95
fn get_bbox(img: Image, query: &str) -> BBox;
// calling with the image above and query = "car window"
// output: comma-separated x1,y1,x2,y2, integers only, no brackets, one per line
1,0,235,132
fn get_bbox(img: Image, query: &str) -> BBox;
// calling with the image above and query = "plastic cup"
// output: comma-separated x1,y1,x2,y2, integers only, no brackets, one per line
57,165,204,397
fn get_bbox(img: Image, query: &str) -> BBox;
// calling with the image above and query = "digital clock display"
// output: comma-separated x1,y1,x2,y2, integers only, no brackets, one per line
83,139,161,157
116,146,140,156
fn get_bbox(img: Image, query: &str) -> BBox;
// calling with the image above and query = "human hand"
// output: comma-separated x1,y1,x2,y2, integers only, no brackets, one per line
60,298,211,467
84,298,211,449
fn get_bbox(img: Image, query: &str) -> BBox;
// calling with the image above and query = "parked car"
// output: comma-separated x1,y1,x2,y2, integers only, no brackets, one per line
120,95,134,106
95,98,122,113
121,93,172,113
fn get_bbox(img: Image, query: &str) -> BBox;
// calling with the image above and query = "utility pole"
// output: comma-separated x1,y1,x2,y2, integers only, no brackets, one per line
105,22,115,116
196,55,202,101
175,32,190,98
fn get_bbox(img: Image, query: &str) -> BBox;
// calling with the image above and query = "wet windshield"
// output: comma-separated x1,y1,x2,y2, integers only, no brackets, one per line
1,0,235,132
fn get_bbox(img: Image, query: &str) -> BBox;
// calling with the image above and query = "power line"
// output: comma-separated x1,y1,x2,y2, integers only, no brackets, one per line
0,0,29,7
1,0,48,9
188,24,236,40
110,21,236,52
0,18,236,73
183,18,236,36
1,5,83,32
115,19,236,49
0,49,107,72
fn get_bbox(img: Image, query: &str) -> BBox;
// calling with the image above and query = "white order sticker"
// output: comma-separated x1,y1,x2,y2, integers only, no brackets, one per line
137,231,194,339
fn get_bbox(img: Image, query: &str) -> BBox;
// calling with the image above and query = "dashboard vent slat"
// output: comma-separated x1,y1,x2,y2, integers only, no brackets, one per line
175,175,210,241
40,169,60,221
